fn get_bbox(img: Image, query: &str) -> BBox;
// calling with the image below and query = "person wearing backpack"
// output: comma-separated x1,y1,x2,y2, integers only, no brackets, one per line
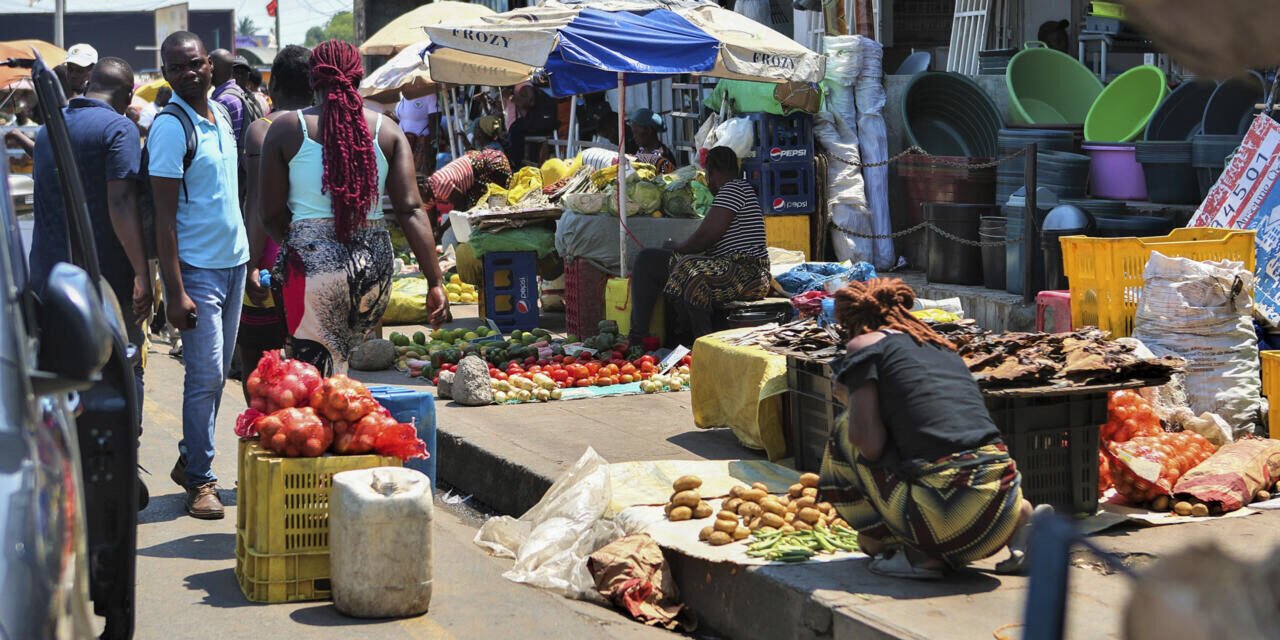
150,31,249,520
210,50,262,143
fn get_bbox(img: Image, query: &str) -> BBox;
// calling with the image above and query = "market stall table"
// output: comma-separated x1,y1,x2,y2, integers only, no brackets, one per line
555,209,704,275
690,329,789,461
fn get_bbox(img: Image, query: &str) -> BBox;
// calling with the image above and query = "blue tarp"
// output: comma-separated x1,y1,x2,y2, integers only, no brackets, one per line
544,8,719,96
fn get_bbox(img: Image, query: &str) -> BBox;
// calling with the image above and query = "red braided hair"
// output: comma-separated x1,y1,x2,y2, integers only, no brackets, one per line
309,40,378,243
834,278,954,351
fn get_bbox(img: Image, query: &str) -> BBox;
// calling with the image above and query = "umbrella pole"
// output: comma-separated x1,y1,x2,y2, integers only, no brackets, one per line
618,73,628,280
567,94,577,159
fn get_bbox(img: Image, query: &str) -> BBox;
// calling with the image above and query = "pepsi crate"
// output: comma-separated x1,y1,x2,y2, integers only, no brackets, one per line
745,112,815,162
367,385,437,488
482,251,539,332
744,160,817,215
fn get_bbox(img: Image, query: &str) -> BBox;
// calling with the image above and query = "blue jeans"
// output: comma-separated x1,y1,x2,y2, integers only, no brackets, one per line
178,263,246,488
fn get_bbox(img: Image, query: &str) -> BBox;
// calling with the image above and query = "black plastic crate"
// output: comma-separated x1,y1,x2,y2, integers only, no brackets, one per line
744,160,817,215
983,392,1107,515
745,112,815,163
786,356,844,472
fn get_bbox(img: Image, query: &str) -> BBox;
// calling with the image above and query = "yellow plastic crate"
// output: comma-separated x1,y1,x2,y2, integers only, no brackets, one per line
236,439,269,532
1060,228,1256,338
765,214,811,260
1263,352,1280,440
239,442,400,556
235,527,331,603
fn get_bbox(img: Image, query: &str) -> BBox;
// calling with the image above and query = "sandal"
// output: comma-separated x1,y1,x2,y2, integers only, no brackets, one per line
867,551,944,581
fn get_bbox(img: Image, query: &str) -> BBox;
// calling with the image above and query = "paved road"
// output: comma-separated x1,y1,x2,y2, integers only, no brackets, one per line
135,339,679,640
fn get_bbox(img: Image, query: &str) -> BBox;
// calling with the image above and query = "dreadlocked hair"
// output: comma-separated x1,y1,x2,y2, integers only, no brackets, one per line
834,278,954,351
309,40,377,243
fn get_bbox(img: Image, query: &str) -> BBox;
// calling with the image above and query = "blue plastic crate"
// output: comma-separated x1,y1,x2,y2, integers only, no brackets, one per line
367,385,437,488
746,112,815,162
744,160,817,215
482,251,539,332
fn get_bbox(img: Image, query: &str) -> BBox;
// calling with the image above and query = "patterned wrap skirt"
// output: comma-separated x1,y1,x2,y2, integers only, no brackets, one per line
818,413,1024,567
663,253,771,310
278,219,394,376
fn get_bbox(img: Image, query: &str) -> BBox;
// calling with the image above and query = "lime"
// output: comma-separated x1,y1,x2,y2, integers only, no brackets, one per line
464,331,479,340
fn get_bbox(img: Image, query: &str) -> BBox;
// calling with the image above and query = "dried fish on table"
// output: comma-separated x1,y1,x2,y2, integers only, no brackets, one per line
954,328,1183,390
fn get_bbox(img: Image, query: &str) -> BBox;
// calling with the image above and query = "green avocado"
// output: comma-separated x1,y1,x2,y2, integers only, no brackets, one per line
413,331,427,346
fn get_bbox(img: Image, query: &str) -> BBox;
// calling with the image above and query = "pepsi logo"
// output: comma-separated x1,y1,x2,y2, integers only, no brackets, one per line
773,197,786,209
769,147,783,160
768,147,808,159
516,300,529,314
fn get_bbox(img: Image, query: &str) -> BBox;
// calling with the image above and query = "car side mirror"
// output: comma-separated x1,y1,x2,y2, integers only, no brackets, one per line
33,262,111,391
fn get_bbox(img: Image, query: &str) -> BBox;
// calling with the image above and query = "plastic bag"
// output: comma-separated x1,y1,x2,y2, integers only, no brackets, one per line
1174,439,1280,513
469,227,558,258
382,277,431,324
1133,253,1262,437
506,166,544,205
474,448,622,600
708,117,755,160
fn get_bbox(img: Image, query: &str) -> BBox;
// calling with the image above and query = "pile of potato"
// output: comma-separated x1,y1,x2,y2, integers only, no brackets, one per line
697,472,849,546
663,475,713,521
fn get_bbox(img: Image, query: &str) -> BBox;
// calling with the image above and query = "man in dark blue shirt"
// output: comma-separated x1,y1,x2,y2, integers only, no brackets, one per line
29,57,151,398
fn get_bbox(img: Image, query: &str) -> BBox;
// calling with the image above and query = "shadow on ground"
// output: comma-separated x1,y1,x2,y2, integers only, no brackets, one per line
185,567,254,609
667,429,766,461
289,604,399,627
139,532,236,561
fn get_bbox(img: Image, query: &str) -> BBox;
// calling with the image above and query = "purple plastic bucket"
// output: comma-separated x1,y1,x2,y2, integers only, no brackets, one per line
1083,143,1148,200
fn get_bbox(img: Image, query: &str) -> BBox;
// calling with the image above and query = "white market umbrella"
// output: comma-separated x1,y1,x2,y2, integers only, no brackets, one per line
426,0,826,277
360,41,440,103
359,1,496,56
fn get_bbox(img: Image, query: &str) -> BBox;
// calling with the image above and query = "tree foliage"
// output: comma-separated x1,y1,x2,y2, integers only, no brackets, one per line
304,11,357,46
238,16,260,36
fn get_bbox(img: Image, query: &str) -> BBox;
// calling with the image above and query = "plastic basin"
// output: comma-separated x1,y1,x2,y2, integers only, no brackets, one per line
1144,81,1216,141
1085,65,1169,143
1007,46,1103,125
902,72,1003,157
1201,71,1265,136
1084,143,1147,200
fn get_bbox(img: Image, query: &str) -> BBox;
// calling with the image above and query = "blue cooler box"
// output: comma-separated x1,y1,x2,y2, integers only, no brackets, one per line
368,385,438,488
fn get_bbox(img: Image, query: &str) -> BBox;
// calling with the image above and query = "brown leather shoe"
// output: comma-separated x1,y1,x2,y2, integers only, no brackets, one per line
186,482,225,520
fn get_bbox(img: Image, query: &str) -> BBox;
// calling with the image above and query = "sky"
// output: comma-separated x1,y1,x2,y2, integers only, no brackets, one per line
0,0,346,47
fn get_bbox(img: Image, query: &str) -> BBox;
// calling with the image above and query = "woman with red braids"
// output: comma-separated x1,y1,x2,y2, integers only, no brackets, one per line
260,40,447,375
818,278,1040,579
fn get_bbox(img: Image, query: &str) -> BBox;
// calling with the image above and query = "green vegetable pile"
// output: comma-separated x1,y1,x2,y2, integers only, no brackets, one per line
746,523,861,562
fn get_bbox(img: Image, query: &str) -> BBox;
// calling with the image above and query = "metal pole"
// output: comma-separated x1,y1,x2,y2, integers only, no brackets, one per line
276,2,282,49
618,73,628,279
566,94,577,158
440,87,457,159
1023,142,1038,305
54,0,65,48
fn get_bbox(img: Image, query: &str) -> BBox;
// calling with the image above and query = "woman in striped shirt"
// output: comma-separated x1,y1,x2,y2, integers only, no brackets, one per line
629,146,771,343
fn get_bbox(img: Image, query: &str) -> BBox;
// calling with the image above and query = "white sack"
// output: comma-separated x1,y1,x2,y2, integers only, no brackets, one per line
1133,252,1262,437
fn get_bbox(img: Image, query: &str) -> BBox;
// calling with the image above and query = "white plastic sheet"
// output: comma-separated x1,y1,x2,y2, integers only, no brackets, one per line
474,448,623,600
1133,253,1262,438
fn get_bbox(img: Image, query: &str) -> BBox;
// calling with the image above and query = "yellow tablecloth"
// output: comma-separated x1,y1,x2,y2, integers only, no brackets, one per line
691,330,789,460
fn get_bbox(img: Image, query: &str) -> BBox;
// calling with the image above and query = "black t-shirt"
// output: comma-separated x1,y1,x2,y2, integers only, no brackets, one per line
832,332,1001,465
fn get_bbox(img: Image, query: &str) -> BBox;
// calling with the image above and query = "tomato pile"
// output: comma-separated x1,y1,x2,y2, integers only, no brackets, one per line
237,351,427,461
432,353,692,389
1107,431,1217,503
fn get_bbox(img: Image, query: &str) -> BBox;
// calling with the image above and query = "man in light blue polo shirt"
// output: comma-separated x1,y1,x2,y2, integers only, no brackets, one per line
149,30,249,520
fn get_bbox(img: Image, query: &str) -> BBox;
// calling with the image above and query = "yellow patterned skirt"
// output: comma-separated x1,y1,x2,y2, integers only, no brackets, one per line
818,413,1024,567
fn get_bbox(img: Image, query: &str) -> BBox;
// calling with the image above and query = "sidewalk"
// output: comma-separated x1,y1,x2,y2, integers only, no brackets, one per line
357,311,1280,640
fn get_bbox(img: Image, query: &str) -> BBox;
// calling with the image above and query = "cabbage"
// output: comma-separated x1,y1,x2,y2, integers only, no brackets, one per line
662,185,695,217
628,180,663,214
563,192,608,214
691,181,713,218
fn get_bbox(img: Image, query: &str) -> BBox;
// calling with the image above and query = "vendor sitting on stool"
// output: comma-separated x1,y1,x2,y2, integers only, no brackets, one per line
628,146,770,343
820,278,1044,580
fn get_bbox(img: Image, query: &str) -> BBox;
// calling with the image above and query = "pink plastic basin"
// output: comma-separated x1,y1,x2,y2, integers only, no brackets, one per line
1083,143,1147,200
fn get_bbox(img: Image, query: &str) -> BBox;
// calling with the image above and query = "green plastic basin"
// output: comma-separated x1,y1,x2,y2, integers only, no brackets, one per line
1085,65,1169,142
1006,46,1103,125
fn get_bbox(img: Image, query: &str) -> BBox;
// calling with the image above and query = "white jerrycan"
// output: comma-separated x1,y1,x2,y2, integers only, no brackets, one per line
330,466,434,618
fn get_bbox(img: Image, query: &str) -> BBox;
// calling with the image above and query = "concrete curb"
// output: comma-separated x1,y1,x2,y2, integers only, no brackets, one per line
436,421,904,640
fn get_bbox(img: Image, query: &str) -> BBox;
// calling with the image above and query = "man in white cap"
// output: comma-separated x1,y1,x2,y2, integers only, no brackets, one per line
65,43,98,98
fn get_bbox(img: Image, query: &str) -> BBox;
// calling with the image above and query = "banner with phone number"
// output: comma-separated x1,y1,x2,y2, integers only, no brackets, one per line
1189,114,1280,326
